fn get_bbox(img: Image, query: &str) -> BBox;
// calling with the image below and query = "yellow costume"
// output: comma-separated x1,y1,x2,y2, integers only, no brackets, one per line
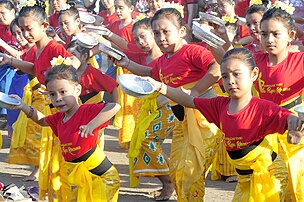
114,67,142,148
128,93,175,186
8,78,42,166
229,134,288,202
66,145,120,202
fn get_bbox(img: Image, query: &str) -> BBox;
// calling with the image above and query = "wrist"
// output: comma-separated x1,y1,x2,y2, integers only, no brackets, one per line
26,106,35,118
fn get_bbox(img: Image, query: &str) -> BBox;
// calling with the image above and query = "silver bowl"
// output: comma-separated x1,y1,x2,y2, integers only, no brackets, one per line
199,12,226,26
79,12,96,24
76,33,98,49
294,106,304,121
100,43,125,60
117,74,155,98
0,92,21,109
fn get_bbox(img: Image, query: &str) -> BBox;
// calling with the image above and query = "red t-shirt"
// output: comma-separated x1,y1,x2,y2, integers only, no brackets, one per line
24,40,73,84
235,0,250,17
98,10,119,27
0,26,22,53
107,21,135,43
244,42,262,54
151,44,214,87
194,96,291,151
124,48,160,67
45,103,109,161
254,52,304,105
80,64,118,95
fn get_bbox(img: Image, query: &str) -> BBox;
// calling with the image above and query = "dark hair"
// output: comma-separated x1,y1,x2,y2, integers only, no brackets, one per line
9,17,18,33
18,0,47,24
246,4,267,16
225,22,239,39
45,65,79,85
66,40,90,62
261,7,295,31
222,48,256,70
218,0,235,5
132,17,152,33
0,0,16,12
58,6,80,21
151,8,183,28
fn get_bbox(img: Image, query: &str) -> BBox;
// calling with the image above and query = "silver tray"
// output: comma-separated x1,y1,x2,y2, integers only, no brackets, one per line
199,12,226,26
0,92,20,109
100,43,125,60
79,12,96,24
192,22,226,48
117,74,155,98
85,25,109,36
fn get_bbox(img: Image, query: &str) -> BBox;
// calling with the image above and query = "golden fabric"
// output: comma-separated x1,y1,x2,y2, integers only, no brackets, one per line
113,66,141,148
65,145,120,202
228,134,280,202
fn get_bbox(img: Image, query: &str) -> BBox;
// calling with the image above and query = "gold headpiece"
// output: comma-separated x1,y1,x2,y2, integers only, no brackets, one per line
50,56,73,67
222,15,237,23
249,0,262,6
132,13,148,24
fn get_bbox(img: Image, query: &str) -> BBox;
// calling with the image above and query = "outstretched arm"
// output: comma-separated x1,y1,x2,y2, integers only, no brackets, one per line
144,77,197,109
0,53,35,75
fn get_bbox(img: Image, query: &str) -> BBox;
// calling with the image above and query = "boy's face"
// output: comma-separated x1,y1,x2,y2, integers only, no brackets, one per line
114,0,134,20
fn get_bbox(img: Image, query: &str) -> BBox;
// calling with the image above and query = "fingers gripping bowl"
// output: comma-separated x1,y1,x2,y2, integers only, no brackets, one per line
117,74,156,98
0,92,21,109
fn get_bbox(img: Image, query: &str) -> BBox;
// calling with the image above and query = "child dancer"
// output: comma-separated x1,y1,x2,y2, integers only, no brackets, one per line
145,47,303,202
113,7,222,201
0,0,81,200
98,0,119,27
10,65,121,202
7,18,42,182
254,5,304,201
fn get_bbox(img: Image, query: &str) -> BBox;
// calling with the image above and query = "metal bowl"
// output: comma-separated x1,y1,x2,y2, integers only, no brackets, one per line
192,22,226,48
85,25,109,35
79,12,96,24
199,12,226,26
0,92,21,109
117,74,155,98
294,106,304,121
76,33,98,49
100,43,125,60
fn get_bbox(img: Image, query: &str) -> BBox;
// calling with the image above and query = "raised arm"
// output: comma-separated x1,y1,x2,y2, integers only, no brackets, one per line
0,38,23,58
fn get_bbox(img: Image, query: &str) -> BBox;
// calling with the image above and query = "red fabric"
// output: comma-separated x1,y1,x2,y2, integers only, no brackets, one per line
151,44,214,87
107,21,134,42
0,26,22,53
98,10,119,27
45,103,109,161
254,52,304,105
49,11,68,41
124,47,159,67
194,96,291,151
21,45,37,61
244,42,262,54
80,64,118,95
235,0,250,17
238,24,250,38
24,40,73,84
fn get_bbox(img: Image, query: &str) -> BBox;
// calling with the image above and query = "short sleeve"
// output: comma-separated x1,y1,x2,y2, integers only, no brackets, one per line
45,113,62,136
189,45,214,72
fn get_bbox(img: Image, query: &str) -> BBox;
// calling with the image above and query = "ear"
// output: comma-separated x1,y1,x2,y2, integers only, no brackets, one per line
76,83,82,96
288,30,296,42
75,18,81,26
129,5,134,12
179,26,187,38
251,66,259,82
42,21,49,30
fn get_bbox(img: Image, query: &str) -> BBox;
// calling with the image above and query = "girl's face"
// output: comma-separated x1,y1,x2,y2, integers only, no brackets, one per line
218,0,234,16
53,0,67,12
102,0,115,9
47,78,81,114
18,16,47,44
114,0,133,20
133,27,155,51
246,12,263,40
0,5,15,25
11,24,28,47
260,19,293,56
59,13,80,36
221,58,257,99
149,0,163,12
152,17,186,53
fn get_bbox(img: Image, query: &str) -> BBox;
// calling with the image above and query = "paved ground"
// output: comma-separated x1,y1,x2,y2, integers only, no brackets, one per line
0,126,236,201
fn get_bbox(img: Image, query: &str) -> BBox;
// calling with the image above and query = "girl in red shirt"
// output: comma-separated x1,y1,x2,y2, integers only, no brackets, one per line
0,1,80,200
254,6,304,201
10,65,121,202
145,47,303,201
98,0,119,27
114,7,221,201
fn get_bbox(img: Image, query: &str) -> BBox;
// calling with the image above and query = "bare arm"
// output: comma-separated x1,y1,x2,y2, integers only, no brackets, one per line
79,102,121,137
111,87,119,103
0,39,23,58
190,61,221,96
144,77,197,108
0,53,35,75
187,3,199,27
